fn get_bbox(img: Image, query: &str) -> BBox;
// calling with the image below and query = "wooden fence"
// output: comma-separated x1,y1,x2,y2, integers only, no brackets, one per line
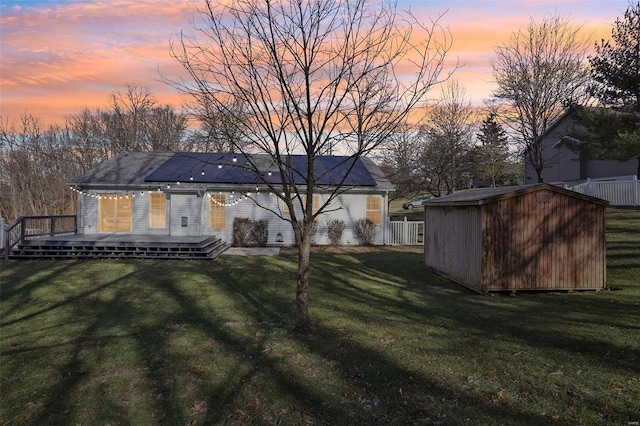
570,179,640,206
386,218,423,245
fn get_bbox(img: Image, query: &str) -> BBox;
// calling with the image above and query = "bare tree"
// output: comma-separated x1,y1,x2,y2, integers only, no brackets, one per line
491,14,591,182
418,81,475,196
0,114,81,221
0,85,190,222
378,123,422,199
168,0,454,332
146,105,190,151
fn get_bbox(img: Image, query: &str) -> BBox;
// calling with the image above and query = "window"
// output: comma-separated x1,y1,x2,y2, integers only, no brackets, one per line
209,193,226,229
365,196,382,225
98,194,132,232
304,194,321,218
149,193,166,228
282,194,319,216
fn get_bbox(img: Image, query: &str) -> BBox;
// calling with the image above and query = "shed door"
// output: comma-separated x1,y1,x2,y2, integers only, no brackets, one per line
98,195,132,233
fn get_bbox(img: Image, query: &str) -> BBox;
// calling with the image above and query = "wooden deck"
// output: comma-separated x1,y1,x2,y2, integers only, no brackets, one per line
8,234,228,260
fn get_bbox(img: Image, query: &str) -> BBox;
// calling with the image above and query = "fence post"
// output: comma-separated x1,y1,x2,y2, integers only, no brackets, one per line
0,218,4,253
403,217,408,245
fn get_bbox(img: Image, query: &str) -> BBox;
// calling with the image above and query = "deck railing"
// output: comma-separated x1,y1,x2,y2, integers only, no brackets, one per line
4,215,77,260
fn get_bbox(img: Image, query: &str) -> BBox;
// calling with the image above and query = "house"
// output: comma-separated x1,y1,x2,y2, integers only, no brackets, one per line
524,108,638,185
69,151,395,245
422,183,608,294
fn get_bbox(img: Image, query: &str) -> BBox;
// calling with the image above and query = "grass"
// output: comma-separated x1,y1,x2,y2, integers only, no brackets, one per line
1,207,639,425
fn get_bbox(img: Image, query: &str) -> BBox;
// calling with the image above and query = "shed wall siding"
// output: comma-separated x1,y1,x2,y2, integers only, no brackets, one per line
481,190,606,291
423,207,482,292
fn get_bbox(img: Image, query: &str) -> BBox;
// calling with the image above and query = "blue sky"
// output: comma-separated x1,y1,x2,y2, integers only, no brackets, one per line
0,0,630,124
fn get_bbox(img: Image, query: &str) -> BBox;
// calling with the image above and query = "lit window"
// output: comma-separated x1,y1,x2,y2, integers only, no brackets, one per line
209,194,226,229
365,196,382,225
149,193,166,228
98,194,132,233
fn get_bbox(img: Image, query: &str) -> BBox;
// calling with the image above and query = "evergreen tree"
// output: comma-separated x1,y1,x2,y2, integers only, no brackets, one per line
569,3,640,179
476,113,511,187
589,2,640,109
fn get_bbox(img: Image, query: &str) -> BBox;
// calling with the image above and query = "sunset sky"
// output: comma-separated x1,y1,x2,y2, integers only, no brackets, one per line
0,0,631,125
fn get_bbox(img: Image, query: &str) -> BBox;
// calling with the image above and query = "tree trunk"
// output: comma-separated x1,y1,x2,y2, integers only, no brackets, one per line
294,223,313,334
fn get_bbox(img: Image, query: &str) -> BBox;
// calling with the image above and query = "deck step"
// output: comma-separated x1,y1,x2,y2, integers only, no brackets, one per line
8,237,228,260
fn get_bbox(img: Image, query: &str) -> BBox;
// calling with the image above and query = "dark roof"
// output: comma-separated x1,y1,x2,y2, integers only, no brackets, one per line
70,152,173,187
421,183,609,207
70,152,394,191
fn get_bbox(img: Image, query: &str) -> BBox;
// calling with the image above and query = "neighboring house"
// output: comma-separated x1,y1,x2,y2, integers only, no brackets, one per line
524,108,638,185
69,152,395,245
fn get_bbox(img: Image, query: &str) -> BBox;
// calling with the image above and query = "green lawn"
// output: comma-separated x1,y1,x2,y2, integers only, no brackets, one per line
1,208,639,425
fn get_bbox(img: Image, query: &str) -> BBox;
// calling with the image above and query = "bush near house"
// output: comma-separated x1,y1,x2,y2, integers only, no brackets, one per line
232,217,253,246
326,219,345,245
250,219,269,247
233,218,269,247
355,218,377,245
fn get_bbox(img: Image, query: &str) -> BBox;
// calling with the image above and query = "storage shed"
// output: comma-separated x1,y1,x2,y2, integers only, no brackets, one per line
422,184,608,294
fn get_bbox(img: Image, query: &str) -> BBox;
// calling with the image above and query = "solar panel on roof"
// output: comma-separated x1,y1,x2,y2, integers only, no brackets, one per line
145,153,376,186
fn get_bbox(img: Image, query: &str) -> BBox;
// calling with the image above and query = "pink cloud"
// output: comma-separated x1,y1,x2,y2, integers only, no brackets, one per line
0,0,631,125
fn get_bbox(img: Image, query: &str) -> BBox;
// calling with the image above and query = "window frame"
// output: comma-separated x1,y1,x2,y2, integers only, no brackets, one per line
148,192,167,229
365,195,382,225
209,193,226,229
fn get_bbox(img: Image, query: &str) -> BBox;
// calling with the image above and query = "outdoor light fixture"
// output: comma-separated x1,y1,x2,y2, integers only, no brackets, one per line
201,169,205,176
232,156,237,163
218,164,222,169
276,233,283,243
268,170,272,176
189,175,194,181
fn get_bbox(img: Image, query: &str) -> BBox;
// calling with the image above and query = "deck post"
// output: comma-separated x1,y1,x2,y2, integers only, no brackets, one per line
50,217,56,237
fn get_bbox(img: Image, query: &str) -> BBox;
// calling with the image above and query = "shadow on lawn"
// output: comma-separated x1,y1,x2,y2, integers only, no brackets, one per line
309,250,640,423
1,249,638,424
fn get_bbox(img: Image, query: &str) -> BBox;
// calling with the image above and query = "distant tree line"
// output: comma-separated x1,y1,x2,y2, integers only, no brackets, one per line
1,84,206,221
3,2,639,222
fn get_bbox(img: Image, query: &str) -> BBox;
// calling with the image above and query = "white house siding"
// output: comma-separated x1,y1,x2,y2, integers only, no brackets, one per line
167,193,201,236
77,189,388,245
200,191,388,245
423,206,483,291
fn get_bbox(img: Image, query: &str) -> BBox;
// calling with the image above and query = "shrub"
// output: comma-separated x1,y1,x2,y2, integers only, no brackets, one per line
326,219,345,245
232,217,252,247
250,219,269,247
355,218,376,245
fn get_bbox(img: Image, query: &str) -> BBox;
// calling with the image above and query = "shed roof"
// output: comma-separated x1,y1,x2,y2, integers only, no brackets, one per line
421,183,609,207
70,151,394,191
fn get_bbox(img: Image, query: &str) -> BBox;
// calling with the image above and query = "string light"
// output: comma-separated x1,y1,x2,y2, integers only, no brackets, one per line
69,186,273,208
